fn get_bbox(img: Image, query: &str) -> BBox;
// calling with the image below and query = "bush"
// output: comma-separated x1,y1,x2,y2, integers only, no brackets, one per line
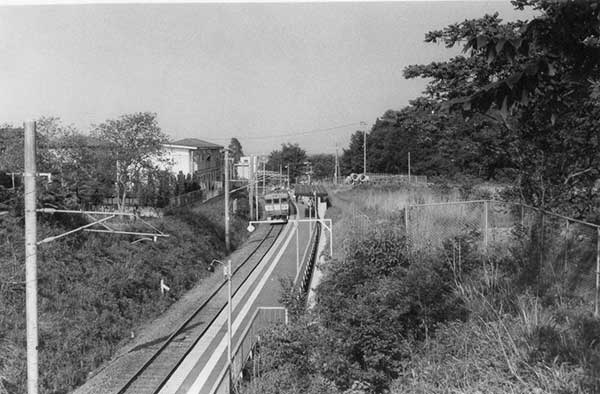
0,206,234,393
313,224,466,391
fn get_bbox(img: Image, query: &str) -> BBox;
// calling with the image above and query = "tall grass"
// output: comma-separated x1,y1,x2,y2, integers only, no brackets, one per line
334,184,461,216
244,185,599,393
333,185,486,253
333,185,600,393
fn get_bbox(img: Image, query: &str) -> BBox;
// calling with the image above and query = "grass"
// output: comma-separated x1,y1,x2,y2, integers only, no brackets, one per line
330,184,488,252
0,193,252,394
333,184,600,393
236,184,599,393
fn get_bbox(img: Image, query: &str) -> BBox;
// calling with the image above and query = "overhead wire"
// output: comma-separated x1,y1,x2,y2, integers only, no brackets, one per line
208,122,364,141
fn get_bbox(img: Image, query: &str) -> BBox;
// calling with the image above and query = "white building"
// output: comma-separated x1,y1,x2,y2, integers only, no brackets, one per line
158,138,224,190
160,143,197,175
234,156,266,180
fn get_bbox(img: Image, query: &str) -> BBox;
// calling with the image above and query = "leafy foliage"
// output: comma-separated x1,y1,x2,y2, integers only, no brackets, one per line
403,1,600,215
91,112,169,210
308,154,335,181
267,143,308,184
341,100,513,180
253,220,465,393
228,137,245,164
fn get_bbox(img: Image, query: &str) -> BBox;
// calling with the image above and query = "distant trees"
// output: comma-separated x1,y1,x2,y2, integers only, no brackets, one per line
340,130,365,175
340,100,504,180
267,143,307,184
309,154,335,180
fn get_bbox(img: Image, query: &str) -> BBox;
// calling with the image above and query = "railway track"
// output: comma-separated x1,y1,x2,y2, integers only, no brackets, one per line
111,223,285,394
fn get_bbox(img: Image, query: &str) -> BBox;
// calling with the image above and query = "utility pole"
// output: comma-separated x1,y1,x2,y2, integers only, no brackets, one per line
224,149,230,253
279,163,282,188
115,160,120,209
248,155,254,221
408,151,411,183
24,121,38,394
361,121,367,176
286,165,290,189
262,160,266,192
334,142,340,184
254,156,259,220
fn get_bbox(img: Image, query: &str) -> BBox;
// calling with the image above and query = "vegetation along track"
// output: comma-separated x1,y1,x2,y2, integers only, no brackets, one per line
114,223,285,394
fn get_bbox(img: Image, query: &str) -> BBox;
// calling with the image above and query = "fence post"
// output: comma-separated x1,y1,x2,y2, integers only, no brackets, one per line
405,205,410,253
539,210,545,291
521,204,524,227
596,227,599,318
483,200,489,251
564,219,569,276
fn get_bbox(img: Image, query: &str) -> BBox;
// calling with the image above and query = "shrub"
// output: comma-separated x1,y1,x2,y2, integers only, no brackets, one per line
314,224,465,391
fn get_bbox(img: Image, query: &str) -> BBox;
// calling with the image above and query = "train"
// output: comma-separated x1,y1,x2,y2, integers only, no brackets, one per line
263,191,290,223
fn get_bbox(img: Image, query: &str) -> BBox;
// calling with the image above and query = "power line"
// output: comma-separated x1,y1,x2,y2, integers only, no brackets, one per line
210,122,363,141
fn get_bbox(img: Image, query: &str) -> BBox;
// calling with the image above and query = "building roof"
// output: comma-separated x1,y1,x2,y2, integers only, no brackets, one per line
169,138,223,150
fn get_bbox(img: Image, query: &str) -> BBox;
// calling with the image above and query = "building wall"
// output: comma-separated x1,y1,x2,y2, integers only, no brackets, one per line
235,156,251,179
160,146,193,175
194,147,222,172
155,144,223,192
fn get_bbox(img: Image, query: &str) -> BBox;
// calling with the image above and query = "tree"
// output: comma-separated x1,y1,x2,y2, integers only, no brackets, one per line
228,137,244,163
91,112,168,211
267,143,307,184
340,131,365,175
0,125,23,174
404,1,600,215
309,154,335,180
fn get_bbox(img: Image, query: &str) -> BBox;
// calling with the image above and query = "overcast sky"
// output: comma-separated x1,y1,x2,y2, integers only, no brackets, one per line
1,1,535,154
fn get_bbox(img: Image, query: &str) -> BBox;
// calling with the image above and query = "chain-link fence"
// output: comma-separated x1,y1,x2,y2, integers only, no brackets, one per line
367,173,428,185
405,200,600,316
346,203,372,241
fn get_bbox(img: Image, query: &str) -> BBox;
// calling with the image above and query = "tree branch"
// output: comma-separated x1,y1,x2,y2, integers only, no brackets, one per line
563,167,593,185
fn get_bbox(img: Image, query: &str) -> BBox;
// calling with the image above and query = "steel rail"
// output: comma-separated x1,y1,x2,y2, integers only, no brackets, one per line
149,225,285,394
115,223,284,394
152,202,298,393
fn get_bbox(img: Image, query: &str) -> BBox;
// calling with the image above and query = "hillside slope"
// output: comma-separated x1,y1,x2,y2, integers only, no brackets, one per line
0,194,249,394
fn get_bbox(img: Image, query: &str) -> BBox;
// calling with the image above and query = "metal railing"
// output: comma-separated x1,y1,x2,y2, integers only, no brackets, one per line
210,307,288,394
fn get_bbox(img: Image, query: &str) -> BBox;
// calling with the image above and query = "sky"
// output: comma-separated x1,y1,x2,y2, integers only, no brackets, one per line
0,1,535,155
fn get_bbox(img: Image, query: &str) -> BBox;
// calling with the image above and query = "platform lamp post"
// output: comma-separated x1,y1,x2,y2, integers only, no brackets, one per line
209,259,232,384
